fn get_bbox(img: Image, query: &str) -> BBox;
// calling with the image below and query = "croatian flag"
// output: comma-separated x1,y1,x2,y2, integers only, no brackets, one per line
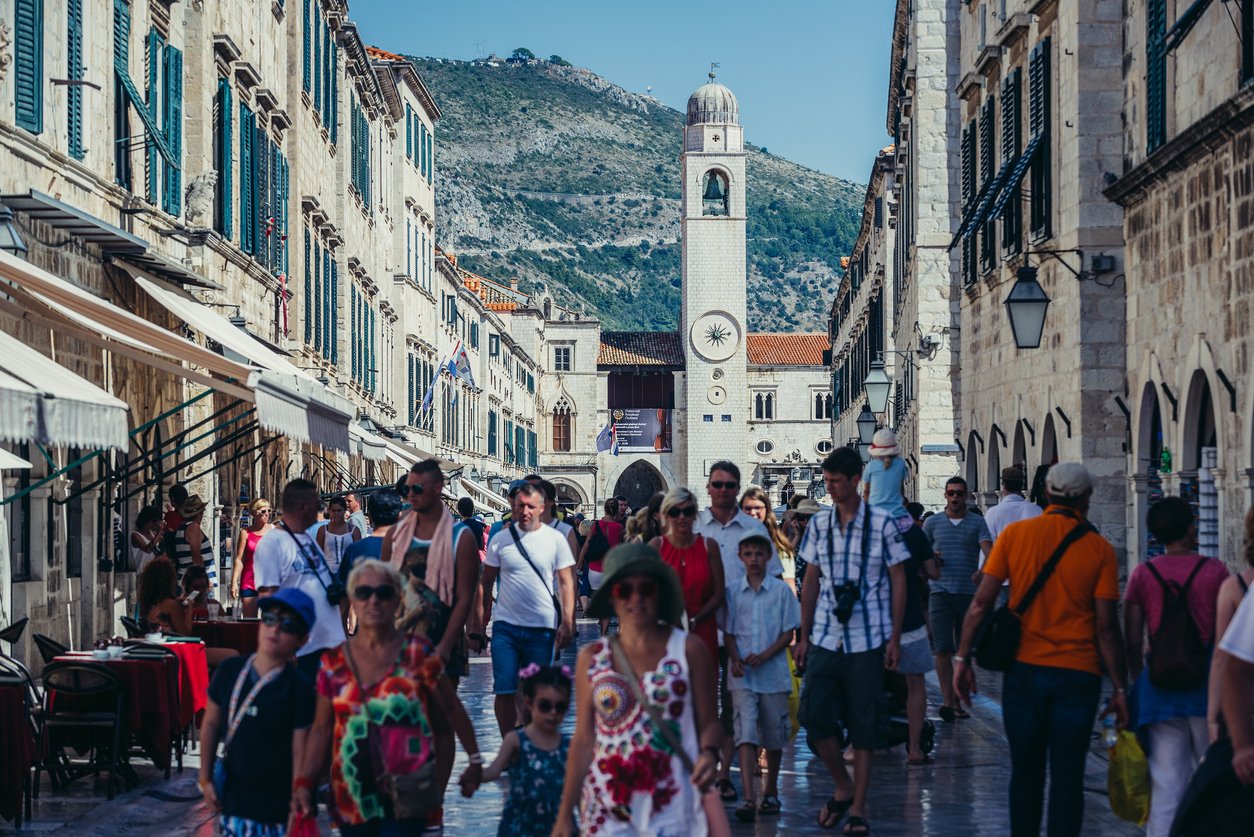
596,424,612,452
449,341,476,388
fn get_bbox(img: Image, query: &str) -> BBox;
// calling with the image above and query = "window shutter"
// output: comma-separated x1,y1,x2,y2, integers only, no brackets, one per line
322,21,332,127
428,126,434,183
330,258,339,365
214,77,233,238
350,286,358,379
145,30,162,202
14,0,44,134
322,247,331,359
329,43,339,145
1001,69,1022,254
405,104,412,160
304,228,312,343
960,121,976,285
979,95,996,269
162,45,183,216
112,0,130,189
281,156,290,275
1146,0,1167,151
239,102,256,254
313,239,322,351
67,0,84,158
302,0,311,92
1029,39,1052,239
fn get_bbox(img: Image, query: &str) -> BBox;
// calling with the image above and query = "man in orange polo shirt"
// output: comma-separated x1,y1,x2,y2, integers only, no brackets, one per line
953,462,1128,837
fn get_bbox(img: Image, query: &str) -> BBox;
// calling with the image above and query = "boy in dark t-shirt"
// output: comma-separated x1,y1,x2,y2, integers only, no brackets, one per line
198,588,317,835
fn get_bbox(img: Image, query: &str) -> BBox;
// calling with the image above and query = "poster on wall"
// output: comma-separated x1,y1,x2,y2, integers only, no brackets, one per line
612,409,672,453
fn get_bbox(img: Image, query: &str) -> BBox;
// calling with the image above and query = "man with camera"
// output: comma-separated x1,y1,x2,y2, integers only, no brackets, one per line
794,447,909,834
253,478,347,681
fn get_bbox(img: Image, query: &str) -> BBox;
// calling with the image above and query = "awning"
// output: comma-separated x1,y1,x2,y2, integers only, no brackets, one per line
0,330,130,450
116,249,223,291
0,249,350,452
460,476,509,512
124,269,354,452
0,449,32,470
1,190,146,254
349,422,388,461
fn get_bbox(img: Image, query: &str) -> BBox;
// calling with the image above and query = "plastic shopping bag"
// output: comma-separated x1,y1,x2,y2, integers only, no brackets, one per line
787,651,801,740
1108,730,1150,826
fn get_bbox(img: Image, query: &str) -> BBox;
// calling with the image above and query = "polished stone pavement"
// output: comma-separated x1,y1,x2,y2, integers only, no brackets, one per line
3,621,1144,835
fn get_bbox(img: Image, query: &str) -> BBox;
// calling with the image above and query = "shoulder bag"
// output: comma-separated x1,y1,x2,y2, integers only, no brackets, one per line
974,513,1094,672
343,640,441,821
609,636,731,837
509,524,562,630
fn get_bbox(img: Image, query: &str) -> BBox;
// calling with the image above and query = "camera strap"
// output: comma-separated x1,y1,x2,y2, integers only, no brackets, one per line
823,502,875,587
281,524,335,595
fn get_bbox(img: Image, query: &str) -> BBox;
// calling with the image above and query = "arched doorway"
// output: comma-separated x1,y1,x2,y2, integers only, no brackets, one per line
1183,371,1220,557
1041,415,1059,468
1137,382,1166,561
986,431,1002,507
612,460,666,511
1012,421,1027,474
964,431,981,495
553,481,586,513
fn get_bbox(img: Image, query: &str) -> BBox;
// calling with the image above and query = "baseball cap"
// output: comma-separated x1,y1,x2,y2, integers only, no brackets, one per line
1045,462,1092,499
507,479,528,495
258,588,317,634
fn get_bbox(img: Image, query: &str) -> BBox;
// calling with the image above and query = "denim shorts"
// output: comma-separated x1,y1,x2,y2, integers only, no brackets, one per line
490,621,556,695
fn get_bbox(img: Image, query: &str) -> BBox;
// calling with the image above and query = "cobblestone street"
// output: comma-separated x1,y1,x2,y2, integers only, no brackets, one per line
2,621,1143,836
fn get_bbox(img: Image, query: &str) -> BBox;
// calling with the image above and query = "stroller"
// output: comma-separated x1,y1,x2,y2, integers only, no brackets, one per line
807,670,936,755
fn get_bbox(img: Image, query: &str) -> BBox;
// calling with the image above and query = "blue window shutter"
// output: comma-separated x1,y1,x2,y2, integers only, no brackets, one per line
14,0,43,134
162,45,183,216
239,102,255,254
405,104,412,160
302,0,311,92
112,0,130,186
313,239,322,351
145,30,162,202
428,126,434,184
304,228,312,343
330,258,339,365
322,21,332,126
313,6,322,112
214,77,233,238
329,43,339,145
67,0,84,158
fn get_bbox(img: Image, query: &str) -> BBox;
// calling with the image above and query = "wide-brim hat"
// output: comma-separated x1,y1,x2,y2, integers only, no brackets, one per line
586,543,685,626
869,428,900,457
180,495,208,518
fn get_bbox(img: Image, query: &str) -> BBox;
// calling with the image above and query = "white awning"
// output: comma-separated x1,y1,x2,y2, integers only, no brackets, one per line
0,449,33,470
0,330,130,450
126,271,354,453
349,422,388,461
460,476,510,512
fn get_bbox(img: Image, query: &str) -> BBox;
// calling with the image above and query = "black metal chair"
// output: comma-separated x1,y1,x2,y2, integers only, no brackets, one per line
32,634,69,665
0,617,28,646
118,616,146,639
0,661,35,826
34,662,126,801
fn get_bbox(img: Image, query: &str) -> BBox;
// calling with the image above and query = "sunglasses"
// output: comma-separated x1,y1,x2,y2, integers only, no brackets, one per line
945,490,965,497
709,481,739,491
612,578,658,600
397,484,424,496
352,584,398,602
666,506,697,519
534,698,569,715
260,611,305,635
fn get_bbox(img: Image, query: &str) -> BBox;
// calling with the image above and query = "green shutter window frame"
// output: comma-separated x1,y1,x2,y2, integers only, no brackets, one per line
322,19,332,127
239,102,256,254
313,239,322,352
213,77,233,238
112,0,132,187
428,126,434,184
67,0,84,158
329,42,339,145
1146,0,1167,152
405,104,412,160
313,4,322,113
304,228,312,343
330,258,339,365
14,0,44,134
145,29,163,202
302,0,311,92
161,45,183,216
1028,38,1052,240
321,247,331,360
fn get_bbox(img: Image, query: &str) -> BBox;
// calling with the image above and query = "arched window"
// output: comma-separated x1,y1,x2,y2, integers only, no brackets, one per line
702,170,729,217
552,397,573,452
755,393,764,420
765,393,774,419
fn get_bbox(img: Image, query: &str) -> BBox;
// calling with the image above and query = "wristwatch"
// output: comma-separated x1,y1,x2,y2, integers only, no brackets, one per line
952,655,967,665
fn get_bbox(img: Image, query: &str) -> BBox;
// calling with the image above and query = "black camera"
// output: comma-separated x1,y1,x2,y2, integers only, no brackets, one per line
324,580,346,607
833,581,861,624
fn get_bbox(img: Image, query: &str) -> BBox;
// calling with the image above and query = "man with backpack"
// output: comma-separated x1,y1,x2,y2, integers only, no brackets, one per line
577,498,623,634
1123,496,1230,837
952,462,1129,837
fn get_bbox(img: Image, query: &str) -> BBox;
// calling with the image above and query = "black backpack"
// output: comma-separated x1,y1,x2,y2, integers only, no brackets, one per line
1146,559,1210,690
582,521,612,566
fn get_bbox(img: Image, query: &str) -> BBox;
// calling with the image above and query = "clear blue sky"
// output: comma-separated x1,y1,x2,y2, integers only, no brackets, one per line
349,0,896,184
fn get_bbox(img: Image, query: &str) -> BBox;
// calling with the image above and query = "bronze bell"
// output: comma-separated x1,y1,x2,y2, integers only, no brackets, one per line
703,173,725,202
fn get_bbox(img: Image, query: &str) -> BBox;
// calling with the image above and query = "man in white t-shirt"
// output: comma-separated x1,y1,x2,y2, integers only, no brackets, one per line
1220,590,1254,785
481,482,575,734
253,478,346,681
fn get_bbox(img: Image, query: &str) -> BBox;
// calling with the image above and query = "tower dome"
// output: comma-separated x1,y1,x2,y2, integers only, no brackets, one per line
687,73,739,126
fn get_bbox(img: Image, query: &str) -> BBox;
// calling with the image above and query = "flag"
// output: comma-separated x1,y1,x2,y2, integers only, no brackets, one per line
447,369,458,407
611,424,620,456
596,424,612,452
419,373,436,416
449,341,476,388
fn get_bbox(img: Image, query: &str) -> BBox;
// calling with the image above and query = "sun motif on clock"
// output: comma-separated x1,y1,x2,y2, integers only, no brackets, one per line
705,323,731,347
690,312,740,362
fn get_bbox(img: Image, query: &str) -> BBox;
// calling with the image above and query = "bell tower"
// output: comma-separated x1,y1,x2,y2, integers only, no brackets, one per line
681,69,749,486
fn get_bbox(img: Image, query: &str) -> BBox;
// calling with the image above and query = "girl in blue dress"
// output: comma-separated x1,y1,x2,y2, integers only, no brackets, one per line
482,664,572,836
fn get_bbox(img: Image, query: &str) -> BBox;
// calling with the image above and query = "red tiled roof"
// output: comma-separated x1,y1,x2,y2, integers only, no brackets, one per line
366,46,405,62
598,332,683,366
746,333,830,366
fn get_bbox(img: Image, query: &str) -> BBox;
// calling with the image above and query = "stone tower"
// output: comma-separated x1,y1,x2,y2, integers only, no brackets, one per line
681,72,749,486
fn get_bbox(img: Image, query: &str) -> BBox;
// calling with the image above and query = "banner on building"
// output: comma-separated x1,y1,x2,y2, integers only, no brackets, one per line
611,409,672,453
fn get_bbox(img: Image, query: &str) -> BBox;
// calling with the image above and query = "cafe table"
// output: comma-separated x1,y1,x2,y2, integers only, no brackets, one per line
0,682,33,823
191,619,260,657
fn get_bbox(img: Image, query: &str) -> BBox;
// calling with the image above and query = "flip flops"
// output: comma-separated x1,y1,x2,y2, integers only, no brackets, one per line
759,795,782,815
734,801,757,822
818,795,854,829
844,815,871,835
716,778,738,801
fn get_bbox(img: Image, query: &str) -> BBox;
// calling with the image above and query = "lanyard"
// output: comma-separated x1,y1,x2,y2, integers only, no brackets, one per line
224,654,284,748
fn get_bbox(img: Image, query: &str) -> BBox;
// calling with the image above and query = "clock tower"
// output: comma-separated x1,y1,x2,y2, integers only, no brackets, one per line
681,71,749,486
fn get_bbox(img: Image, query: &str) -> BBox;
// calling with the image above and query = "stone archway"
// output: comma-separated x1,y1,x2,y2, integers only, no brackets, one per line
552,480,587,512
1012,422,1028,474
611,460,666,511
964,430,981,495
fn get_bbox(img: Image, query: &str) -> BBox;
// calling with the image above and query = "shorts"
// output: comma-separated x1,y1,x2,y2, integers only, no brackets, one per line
490,621,556,695
577,565,591,598
218,815,285,837
928,592,973,654
587,569,604,592
239,589,258,599
800,644,885,750
897,629,934,675
731,689,790,750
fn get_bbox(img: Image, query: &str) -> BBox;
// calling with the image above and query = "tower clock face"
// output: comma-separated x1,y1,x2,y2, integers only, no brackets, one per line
690,312,741,362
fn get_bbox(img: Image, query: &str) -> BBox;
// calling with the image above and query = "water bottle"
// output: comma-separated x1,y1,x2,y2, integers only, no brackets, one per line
1101,715,1118,749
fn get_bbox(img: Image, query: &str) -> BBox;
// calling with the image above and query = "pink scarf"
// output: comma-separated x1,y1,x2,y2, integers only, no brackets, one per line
387,508,456,607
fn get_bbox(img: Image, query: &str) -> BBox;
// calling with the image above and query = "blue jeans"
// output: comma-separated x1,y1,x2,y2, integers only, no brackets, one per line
1002,662,1102,837
490,621,556,694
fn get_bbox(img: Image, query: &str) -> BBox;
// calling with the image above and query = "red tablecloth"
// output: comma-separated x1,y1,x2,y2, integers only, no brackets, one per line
191,620,259,657
167,643,209,727
0,684,33,822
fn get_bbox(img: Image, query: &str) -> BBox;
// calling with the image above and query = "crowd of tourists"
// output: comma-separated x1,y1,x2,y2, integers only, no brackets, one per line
125,432,1254,837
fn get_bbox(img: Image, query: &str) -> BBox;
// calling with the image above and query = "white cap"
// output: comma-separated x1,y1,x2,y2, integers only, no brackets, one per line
1045,463,1093,499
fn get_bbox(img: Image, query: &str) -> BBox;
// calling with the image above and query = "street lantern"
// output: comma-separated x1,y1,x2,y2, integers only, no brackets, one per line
856,404,877,445
857,442,872,462
863,358,892,414
0,205,28,258
1005,265,1051,349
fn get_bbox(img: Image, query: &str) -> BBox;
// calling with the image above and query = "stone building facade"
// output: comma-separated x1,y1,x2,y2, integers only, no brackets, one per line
1105,0,1254,567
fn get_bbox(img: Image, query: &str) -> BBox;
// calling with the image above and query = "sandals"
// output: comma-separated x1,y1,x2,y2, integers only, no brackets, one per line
907,755,934,766
939,704,970,722
716,778,738,801
758,795,782,815
817,795,854,829
844,815,871,835
734,801,757,823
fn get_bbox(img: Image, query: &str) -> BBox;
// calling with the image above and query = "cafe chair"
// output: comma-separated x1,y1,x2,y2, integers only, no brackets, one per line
32,634,69,665
0,660,37,826
34,662,125,801
119,616,146,639
0,616,28,647
120,642,183,775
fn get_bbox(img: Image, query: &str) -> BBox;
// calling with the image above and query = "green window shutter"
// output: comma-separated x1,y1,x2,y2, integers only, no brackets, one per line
162,45,183,216
145,29,162,203
352,286,359,380
1029,38,1052,239
429,127,434,184
960,121,975,285
282,156,290,275
113,0,131,185
239,102,255,254
1146,0,1167,151
214,77,233,238
313,6,322,112
304,228,312,343
302,0,311,92
313,239,322,351
329,43,339,145
67,0,84,157
1001,69,1021,255
405,104,412,160
330,258,339,366
321,247,331,360
979,95,995,270
14,0,44,134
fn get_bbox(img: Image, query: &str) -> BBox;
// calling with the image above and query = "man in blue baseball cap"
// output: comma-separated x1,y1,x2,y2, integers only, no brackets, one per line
198,587,317,835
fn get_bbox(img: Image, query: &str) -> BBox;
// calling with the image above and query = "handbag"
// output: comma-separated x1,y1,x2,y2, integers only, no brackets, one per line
974,512,1093,672
343,641,441,821
509,524,562,631
1170,738,1254,836
609,637,731,837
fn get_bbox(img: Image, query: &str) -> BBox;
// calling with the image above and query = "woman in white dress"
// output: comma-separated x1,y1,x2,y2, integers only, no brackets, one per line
552,543,722,837
317,494,361,576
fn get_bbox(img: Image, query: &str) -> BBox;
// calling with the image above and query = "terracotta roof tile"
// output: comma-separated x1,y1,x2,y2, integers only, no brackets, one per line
746,333,830,366
598,332,683,366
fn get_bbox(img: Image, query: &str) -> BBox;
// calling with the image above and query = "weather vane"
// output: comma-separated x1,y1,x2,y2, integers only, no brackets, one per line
709,62,720,81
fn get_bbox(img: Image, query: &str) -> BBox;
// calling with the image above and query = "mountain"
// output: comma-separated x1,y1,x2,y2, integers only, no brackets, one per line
406,55,865,333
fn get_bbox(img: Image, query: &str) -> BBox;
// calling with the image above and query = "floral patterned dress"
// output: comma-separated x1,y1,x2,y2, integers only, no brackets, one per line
316,634,444,828
499,729,570,837
581,629,707,837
